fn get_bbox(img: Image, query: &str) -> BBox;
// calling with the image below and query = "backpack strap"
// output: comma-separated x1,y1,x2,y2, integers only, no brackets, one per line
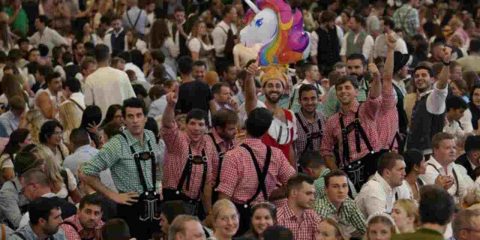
13,232,26,240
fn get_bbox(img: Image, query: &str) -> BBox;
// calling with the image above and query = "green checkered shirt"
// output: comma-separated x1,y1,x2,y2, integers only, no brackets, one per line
82,130,162,194
314,195,366,235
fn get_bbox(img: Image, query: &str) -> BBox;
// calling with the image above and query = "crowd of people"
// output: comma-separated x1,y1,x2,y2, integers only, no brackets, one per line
1,0,480,239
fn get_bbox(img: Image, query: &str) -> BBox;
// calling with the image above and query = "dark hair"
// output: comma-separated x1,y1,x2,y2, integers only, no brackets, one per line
79,193,103,210
298,84,319,99
263,225,293,240
414,65,434,77
298,151,325,170
102,104,122,126
320,10,336,23
122,98,147,117
403,149,424,175
377,152,404,175
46,71,61,85
38,44,49,57
346,53,367,66
36,15,49,25
211,82,230,95
101,218,131,240
29,197,61,225
95,44,110,62
69,128,90,148
64,78,81,93
62,51,74,64
446,96,468,111
250,202,277,237
246,108,273,138
222,4,235,17
3,128,29,155
186,108,207,124
39,120,63,144
161,200,187,223
352,14,366,27
286,174,314,196
132,84,148,98
150,49,165,63
118,51,132,63
211,109,239,128
469,38,480,53
81,105,102,128
383,17,395,30
324,169,348,187
177,56,193,75
335,75,359,90
419,185,455,225
102,121,122,139
145,117,159,141
193,60,207,69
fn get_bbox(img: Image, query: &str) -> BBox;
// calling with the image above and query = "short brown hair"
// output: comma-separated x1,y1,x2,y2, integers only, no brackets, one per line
335,75,359,90
377,152,404,175
432,132,455,149
168,215,201,240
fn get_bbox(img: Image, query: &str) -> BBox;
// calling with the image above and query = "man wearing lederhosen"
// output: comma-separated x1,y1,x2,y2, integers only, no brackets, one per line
82,98,163,239
320,61,385,192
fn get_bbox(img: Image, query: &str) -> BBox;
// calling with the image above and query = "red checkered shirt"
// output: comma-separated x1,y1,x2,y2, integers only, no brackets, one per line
293,110,325,157
320,97,382,165
60,214,104,240
277,204,322,240
377,88,399,150
215,138,295,204
207,129,236,186
162,123,216,199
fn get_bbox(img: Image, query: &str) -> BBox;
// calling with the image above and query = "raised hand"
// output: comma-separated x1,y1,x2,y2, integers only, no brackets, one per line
166,84,179,107
246,62,259,79
368,62,380,79
441,45,453,64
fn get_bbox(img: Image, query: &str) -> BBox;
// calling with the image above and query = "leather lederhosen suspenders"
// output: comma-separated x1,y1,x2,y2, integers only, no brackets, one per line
338,103,374,167
427,163,460,197
119,133,156,193
388,132,403,151
239,144,272,208
176,146,208,201
208,133,225,189
295,113,323,154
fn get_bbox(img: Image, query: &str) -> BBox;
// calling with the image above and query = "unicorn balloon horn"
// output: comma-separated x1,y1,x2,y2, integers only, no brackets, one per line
244,0,260,13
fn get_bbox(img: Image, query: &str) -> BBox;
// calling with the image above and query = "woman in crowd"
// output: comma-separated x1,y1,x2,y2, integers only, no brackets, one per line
36,142,81,203
243,202,277,240
0,128,30,185
125,28,147,54
59,101,82,146
208,199,240,240
79,22,102,46
316,218,348,240
391,199,418,234
188,20,215,70
101,104,123,127
451,79,470,103
149,18,178,74
470,84,480,131
38,120,69,167
402,149,426,202
365,213,397,240
81,105,103,148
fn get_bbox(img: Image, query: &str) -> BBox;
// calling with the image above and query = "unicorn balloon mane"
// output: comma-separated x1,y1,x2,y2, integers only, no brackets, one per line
240,0,311,66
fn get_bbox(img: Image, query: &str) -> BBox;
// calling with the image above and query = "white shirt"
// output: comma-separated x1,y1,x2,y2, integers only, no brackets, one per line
211,21,238,58
19,192,57,228
84,67,136,119
29,27,68,55
65,92,85,110
124,62,147,83
340,31,375,60
420,156,474,203
426,82,449,115
373,34,408,59
355,172,411,218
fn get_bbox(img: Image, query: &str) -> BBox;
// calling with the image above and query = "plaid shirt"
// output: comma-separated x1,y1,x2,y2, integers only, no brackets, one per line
208,129,236,186
314,196,366,235
277,204,321,240
320,97,382,165
215,138,295,204
82,130,162,194
162,123,216,199
60,214,104,240
377,88,399,150
392,4,419,38
293,110,325,158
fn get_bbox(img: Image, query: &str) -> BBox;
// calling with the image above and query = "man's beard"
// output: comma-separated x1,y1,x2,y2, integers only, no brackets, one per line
265,92,281,104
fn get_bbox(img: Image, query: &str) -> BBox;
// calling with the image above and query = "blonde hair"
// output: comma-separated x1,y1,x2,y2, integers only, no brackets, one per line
367,213,397,239
190,21,211,45
395,199,420,227
212,199,238,221
59,102,82,140
36,146,63,193
463,187,480,208
26,109,46,144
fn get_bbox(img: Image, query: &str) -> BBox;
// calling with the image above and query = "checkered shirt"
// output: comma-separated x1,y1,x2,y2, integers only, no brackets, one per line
215,138,295,204
277,204,321,240
60,214,103,240
161,123,216,199
293,110,325,157
320,97,382,165
208,129,236,186
314,195,366,235
377,88,399,150
82,130,162,194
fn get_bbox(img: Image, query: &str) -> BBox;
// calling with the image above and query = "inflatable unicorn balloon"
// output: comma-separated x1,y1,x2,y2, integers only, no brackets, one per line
240,0,311,66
